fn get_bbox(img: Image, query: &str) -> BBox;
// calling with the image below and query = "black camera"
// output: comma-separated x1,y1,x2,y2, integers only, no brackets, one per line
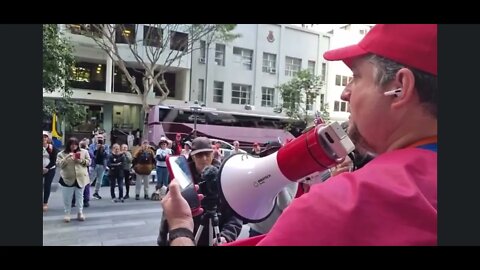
200,165,220,212
98,139,104,145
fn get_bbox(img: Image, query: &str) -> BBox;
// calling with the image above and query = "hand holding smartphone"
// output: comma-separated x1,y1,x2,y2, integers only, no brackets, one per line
166,155,200,211
74,152,81,160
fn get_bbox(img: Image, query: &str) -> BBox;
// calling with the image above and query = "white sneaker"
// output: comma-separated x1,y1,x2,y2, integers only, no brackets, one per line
77,212,85,221
64,214,71,223
160,186,168,196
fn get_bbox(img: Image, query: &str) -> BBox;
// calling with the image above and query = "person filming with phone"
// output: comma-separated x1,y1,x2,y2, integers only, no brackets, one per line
56,137,91,223
157,137,242,246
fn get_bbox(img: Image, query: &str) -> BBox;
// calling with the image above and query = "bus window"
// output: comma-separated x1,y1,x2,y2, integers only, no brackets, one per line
159,108,169,121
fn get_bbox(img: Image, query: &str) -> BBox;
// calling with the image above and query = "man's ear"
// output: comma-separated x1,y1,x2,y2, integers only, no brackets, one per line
390,68,416,109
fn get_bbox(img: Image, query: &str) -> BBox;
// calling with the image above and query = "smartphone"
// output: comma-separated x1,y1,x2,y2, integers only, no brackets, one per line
74,152,81,159
166,155,200,211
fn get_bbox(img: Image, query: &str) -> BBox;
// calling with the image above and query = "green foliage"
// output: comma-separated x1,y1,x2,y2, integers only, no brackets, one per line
43,24,84,127
43,99,87,128
278,69,327,124
43,24,75,96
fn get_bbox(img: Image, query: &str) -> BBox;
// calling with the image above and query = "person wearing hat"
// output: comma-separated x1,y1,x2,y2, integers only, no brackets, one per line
155,137,173,193
157,137,242,246
132,140,156,200
180,141,192,159
162,24,437,246
43,131,59,212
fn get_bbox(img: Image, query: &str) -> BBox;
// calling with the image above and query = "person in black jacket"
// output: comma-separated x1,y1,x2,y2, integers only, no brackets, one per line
108,144,126,203
43,131,59,212
157,137,243,246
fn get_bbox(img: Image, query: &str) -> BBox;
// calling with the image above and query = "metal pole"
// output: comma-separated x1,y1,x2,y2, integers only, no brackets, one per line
194,111,197,138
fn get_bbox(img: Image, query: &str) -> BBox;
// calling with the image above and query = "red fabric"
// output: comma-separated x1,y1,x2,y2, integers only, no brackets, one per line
176,141,182,155
228,148,437,246
324,24,437,76
222,235,265,246
294,183,306,198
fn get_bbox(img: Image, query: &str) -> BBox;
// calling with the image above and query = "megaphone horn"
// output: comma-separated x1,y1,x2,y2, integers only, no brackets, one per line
218,122,355,222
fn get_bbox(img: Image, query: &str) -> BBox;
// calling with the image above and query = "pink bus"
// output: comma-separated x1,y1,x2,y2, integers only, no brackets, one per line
146,105,306,150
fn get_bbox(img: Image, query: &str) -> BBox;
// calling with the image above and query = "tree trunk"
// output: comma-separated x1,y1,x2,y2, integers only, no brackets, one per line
141,76,155,143
143,109,149,144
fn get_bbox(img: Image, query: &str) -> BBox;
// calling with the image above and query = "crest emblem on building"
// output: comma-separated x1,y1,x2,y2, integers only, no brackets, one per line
267,31,275,43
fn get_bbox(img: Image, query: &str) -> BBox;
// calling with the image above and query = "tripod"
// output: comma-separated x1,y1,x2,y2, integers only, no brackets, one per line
194,203,222,246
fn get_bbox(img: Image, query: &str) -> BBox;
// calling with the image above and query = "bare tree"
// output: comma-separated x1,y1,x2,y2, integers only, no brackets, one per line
78,24,238,133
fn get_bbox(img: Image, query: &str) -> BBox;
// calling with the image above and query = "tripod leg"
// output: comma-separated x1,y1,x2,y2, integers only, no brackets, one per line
213,225,222,245
209,219,213,246
211,212,222,245
195,224,204,245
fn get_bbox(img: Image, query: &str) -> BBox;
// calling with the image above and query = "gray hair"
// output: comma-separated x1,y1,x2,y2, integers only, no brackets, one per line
366,54,437,118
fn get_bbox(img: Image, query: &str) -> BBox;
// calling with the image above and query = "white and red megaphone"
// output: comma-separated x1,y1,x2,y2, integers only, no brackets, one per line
218,122,355,222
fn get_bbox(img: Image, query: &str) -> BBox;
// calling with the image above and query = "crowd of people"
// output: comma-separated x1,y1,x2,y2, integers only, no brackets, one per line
42,129,253,225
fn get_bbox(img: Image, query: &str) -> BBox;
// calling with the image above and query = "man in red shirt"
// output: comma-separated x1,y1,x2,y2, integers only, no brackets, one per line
161,24,437,246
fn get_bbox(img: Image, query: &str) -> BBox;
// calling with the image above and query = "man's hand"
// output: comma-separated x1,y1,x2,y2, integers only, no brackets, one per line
43,168,48,174
161,179,204,232
331,156,353,176
213,237,227,246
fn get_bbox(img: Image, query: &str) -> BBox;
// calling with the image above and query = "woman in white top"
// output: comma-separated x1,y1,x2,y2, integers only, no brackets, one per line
180,141,192,159
155,137,172,191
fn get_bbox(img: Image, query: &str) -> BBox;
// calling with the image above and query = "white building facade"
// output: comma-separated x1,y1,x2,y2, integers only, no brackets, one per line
43,24,335,137
323,24,374,122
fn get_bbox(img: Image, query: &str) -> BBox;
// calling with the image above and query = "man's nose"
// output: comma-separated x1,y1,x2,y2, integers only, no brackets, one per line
341,87,351,102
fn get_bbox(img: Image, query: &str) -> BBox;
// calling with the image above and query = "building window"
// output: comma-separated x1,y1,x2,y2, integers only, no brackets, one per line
285,56,302,76
213,81,224,103
66,24,102,37
143,25,163,48
198,79,205,103
321,63,326,81
261,87,275,107
306,97,313,111
334,101,348,112
115,24,136,44
70,62,106,91
320,93,325,110
262,53,277,73
233,47,253,70
308,61,316,74
215,44,225,66
199,40,206,63
231,84,251,105
170,31,188,52
335,75,353,86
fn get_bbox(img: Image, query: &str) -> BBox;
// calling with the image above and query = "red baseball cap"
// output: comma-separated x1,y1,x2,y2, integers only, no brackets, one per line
324,24,437,76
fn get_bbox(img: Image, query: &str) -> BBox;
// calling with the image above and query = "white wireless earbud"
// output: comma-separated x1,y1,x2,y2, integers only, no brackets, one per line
384,88,403,97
